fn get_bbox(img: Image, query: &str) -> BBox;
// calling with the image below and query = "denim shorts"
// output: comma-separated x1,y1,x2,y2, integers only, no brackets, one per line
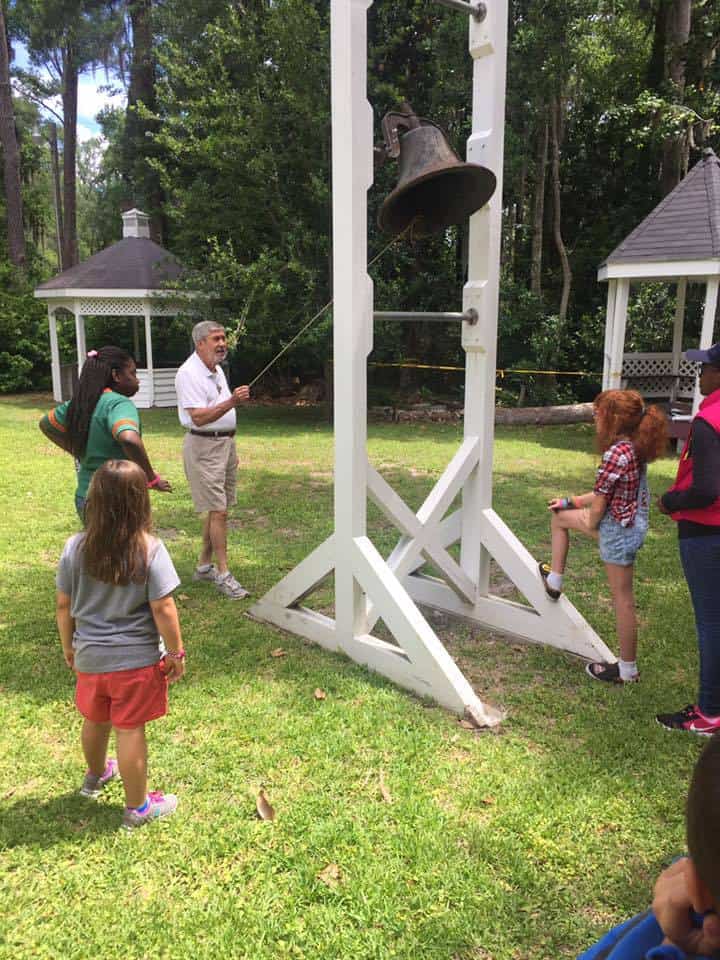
598,514,647,566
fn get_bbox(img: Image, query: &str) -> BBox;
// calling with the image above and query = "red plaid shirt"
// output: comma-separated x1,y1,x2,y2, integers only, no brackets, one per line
594,440,641,526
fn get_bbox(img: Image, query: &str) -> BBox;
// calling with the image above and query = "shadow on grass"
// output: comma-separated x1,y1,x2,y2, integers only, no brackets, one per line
0,790,121,849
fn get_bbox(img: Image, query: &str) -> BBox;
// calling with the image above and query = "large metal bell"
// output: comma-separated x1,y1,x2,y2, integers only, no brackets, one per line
377,106,496,237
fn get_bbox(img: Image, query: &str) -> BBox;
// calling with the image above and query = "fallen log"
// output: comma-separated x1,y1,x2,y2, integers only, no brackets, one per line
494,402,593,425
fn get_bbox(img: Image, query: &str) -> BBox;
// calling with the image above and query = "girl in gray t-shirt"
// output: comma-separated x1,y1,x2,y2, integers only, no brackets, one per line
56,459,185,830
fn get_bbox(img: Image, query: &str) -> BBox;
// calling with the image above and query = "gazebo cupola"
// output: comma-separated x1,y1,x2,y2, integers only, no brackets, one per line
34,209,199,408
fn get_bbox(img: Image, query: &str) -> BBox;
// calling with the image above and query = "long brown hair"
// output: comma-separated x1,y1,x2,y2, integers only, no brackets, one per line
83,460,152,585
593,389,668,463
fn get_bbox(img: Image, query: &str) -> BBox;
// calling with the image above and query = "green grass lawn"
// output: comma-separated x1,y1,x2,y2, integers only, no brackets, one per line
0,394,702,959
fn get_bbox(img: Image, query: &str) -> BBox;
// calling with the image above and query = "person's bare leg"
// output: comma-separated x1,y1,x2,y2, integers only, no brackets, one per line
81,719,112,777
550,509,598,574
208,509,229,574
198,514,213,567
116,725,148,808
604,562,638,663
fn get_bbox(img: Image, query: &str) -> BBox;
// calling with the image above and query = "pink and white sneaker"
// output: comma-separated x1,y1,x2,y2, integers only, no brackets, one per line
79,758,118,797
122,791,178,830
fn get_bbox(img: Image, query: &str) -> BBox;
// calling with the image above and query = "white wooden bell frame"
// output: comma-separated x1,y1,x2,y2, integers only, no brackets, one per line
249,0,614,725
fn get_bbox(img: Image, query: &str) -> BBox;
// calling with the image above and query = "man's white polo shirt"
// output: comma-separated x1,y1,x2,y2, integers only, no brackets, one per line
174,351,236,432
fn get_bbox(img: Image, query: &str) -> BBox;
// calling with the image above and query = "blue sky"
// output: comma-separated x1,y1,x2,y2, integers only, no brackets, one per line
14,42,126,143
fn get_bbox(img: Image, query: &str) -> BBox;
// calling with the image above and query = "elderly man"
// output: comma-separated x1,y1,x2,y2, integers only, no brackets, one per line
175,321,251,599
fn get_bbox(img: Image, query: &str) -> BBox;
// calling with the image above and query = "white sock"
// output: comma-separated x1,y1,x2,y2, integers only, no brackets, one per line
547,571,563,591
196,563,213,572
618,659,638,681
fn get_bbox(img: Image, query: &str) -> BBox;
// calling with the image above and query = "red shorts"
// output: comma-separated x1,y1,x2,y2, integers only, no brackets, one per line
75,662,168,729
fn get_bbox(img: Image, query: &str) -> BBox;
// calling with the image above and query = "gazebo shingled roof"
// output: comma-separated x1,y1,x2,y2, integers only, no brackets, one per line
601,148,720,268
36,237,183,291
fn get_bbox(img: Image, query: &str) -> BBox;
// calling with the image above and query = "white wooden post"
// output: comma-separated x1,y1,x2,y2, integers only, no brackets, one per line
459,1,508,597
48,307,62,401
671,279,686,405
694,277,720,413
602,279,617,390
144,304,155,407
607,279,629,388
133,316,140,362
249,0,615,720
74,303,86,374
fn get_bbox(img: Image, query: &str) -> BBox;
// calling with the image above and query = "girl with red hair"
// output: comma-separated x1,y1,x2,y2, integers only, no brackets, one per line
539,389,668,684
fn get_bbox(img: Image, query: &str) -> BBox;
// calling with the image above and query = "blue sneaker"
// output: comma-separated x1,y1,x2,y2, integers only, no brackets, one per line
79,758,118,797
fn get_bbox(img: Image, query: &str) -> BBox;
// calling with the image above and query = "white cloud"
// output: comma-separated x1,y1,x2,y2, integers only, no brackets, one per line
77,77,126,127
77,123,102,145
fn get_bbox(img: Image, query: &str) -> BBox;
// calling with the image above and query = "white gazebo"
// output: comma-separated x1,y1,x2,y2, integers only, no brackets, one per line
598,148,720,433
34,209,198,408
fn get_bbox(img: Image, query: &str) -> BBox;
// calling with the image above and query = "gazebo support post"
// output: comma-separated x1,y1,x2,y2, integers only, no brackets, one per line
144,305,155,407
132,317,140,363
74,302,86,374
694,277,720,412
607,278,630,389
602,279,617,390
671,279,687,405
48,307,62,402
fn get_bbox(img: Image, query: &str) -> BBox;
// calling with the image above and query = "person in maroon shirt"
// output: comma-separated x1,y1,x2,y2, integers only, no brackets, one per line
657,344,720,735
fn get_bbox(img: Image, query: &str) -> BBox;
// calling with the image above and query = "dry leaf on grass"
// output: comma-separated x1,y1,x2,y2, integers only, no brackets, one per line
480,796,495,806
313,688,326,700
459,719,476,730
177,593,190,601
379,770,392,803
270,648,286,658
256,789,276,821
317,862,342,887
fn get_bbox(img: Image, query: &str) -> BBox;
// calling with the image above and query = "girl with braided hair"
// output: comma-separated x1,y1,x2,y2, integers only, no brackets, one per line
538,389,668,685
40,346,171,520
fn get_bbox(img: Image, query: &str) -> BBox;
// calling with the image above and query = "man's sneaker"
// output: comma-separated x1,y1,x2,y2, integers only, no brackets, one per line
79,758,118,798
122,791,178,830
193,563,219,582
656,704,720,736
215,571,250,600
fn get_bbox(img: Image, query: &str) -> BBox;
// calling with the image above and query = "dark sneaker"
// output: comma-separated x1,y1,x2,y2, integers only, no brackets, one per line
538,561,561,600
586,661,639,685
656,704,720,736
192,564,219,582
122,791,178,830
79,758,118,798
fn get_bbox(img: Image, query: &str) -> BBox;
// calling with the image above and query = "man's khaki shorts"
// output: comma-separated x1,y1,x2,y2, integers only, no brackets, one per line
182,433,238,513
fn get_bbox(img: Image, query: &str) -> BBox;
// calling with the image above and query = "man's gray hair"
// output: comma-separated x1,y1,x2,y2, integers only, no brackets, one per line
192,320,225,346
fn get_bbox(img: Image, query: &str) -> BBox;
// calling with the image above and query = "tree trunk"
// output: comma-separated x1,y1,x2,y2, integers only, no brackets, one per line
62,48,79,268
549,95,571,324
661,0,691,196
0,2,26,269
530,112,548,297
48,122,64,269
127,0,165,241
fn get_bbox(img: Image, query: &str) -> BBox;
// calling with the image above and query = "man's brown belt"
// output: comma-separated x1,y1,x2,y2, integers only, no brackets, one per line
189,429,236,438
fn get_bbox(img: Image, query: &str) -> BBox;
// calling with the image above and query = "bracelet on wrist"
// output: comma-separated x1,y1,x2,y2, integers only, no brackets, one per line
164,649,186,661
147,473,162,489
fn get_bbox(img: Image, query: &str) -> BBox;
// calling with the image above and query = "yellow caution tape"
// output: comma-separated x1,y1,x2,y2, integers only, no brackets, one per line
367,361,599,377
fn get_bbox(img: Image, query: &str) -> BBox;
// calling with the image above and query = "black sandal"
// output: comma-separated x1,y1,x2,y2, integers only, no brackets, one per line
538,561,561,600
585,661,639,685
